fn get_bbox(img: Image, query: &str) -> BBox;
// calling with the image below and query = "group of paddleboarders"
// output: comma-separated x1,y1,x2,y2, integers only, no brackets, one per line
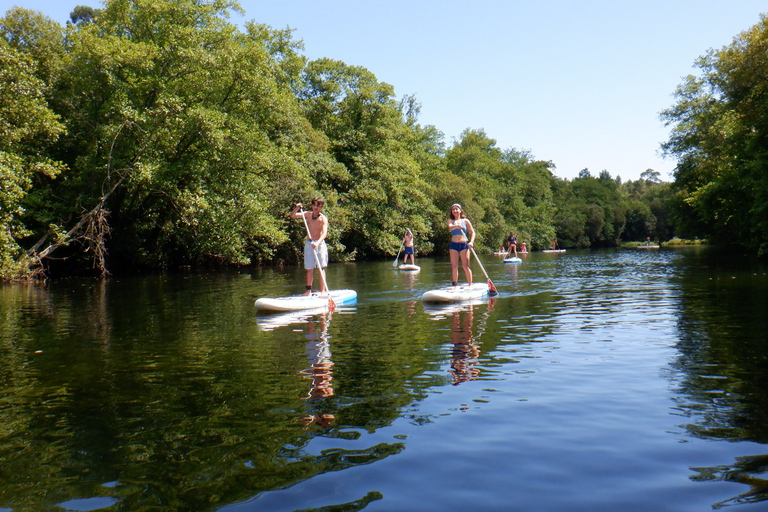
498,231,529,257
290,198,504,293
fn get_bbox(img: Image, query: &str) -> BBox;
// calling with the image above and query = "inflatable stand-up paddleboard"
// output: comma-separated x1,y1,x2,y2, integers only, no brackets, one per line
542,249,566,253
398,264,420,271
503,257,522,263
637,245,660,249
255,289,357,312
421,283,490,303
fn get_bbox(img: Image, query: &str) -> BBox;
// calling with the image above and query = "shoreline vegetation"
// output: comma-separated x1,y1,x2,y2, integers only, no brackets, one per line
2,2,767,282
622,238,709,248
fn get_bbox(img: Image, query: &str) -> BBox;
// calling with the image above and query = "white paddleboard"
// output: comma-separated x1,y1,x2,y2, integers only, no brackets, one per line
493,251,508,255
503,257,522,263
398,264,421,271
421,283,490,303
542,249,566,253
637,245,660,249
254,289,357,312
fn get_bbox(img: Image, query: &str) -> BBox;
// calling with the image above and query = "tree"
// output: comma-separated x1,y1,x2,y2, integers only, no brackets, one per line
299,58,437,259
17,0,346,275
69,5,100,25
640,168,661,183
0,39,65,279
662,14,768,255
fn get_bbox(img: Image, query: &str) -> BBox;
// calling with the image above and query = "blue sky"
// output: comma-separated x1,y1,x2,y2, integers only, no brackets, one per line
6,0,767,181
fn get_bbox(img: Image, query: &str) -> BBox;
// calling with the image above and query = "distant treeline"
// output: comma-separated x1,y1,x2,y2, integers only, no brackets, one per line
2,1,766,280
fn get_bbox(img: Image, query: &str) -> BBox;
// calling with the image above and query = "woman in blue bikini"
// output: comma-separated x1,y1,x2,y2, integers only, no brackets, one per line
447,203,475,287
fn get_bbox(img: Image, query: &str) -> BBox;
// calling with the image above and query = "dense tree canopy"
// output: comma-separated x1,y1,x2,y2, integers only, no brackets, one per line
1,0,765,280
662,14,768,255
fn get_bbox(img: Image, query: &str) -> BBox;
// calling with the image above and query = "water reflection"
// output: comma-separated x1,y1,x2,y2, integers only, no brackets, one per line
424,299,495,387
691,453,768,509
1,252,767,511
401,270,418,315
300,313,336,428
449,307,480,385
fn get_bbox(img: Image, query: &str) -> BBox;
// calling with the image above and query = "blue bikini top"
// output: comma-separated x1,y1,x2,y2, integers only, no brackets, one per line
450,219,467,236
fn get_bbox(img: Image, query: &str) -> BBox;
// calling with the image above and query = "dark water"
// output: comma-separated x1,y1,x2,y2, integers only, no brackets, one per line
1,248,767,512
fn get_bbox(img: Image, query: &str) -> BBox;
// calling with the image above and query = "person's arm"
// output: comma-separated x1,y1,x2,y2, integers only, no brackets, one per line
466,220,476,246
290,203,305,219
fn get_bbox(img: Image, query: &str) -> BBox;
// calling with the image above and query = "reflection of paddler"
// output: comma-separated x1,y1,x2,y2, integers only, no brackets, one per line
449,307,480,385
302,314,334,400
402,267,417,289
300,314,336,428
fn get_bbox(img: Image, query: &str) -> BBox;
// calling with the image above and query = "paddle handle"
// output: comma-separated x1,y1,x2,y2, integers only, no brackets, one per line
299,207,335,310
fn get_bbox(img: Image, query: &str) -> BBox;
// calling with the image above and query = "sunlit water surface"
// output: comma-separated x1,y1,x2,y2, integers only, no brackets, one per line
1,248,767,512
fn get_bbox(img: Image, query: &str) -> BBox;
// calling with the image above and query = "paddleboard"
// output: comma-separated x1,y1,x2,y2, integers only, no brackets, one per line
493,251,508,255
637,245,660,249
542,249,566,253
503,257,522,263
398,264,420,271
254,289,357,312
421,283,490,303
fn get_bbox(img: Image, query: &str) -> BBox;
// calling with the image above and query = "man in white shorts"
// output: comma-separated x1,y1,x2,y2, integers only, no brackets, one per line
291,197,329,295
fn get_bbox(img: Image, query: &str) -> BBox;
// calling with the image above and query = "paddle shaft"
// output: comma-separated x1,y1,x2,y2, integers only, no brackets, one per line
299,208,333,306
461,227,498,295
469,245,498,295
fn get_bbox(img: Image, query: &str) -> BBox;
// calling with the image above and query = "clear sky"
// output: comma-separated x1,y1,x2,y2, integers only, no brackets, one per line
5,0,767,181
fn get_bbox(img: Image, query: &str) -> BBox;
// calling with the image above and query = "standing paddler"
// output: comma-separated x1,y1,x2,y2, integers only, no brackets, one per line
291,197,329,296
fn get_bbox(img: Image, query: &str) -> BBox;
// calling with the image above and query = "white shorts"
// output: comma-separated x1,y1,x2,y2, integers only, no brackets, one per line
304,240,328,269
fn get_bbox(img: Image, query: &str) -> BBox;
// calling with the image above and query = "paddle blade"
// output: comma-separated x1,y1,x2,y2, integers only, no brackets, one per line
487,279,498,296
328,297,336,312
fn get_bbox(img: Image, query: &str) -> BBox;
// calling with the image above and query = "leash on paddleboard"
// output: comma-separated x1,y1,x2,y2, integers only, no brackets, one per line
299,206,335,311
462,227,498,296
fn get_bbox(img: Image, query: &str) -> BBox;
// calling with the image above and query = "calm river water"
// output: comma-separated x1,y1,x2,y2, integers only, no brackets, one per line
1,247,767,512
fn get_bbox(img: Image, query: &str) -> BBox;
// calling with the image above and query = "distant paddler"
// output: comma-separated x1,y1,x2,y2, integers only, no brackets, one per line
403,228,416,266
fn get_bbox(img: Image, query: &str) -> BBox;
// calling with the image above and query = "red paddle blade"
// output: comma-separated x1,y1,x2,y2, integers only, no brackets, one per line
328,297,336,312
488,279,498,295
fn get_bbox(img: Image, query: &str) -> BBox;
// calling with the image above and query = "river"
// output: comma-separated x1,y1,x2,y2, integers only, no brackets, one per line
1,247,766,512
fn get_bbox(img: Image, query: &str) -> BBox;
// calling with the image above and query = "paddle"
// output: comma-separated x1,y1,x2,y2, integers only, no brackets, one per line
462,227,498,296
299,207,335,311
470,245,499,296
393,229,407,267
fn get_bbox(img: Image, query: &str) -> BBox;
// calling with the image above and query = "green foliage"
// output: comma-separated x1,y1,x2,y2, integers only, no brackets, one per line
662,15,768,255
299,58,438,259
435,129,555,252
552,171,626,247
0,37,65,279
2,0,710,280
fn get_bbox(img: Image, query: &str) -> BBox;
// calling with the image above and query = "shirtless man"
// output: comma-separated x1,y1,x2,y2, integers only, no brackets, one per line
403,228,415,265
291,197,329,295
